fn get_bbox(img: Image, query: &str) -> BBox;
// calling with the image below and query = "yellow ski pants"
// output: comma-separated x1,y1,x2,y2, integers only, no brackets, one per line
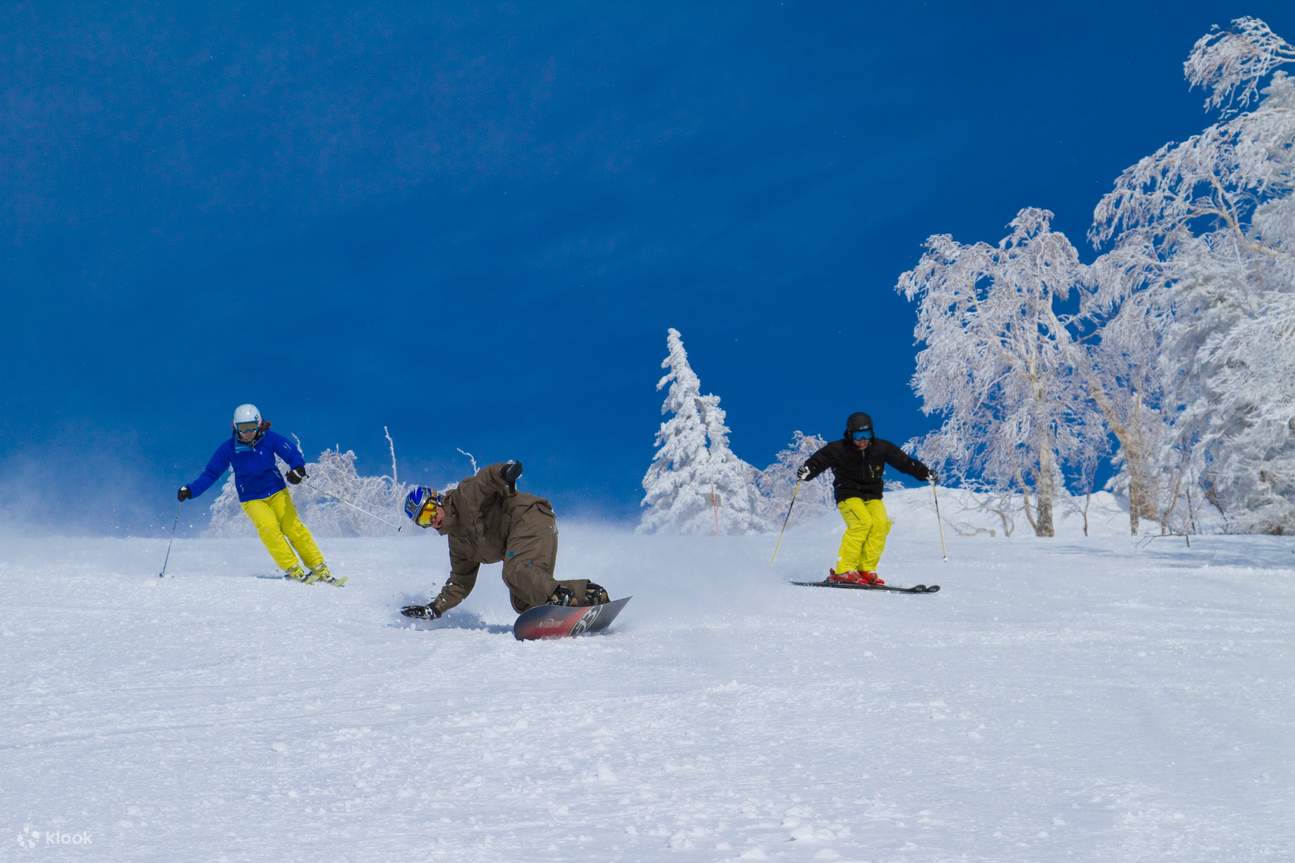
835,497,891,574
241,489,325,572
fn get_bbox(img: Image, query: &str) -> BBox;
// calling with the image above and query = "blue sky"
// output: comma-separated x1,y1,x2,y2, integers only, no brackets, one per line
3,2,1292,532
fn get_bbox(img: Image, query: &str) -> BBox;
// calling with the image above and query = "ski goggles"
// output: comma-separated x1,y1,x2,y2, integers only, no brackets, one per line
234,421,261,436
850,428,874,441
414,499,440,527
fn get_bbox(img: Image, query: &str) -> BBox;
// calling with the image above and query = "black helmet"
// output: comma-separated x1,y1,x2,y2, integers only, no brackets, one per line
844,412,874,440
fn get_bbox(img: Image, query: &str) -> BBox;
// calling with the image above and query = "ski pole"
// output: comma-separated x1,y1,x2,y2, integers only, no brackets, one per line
770,480,802,564
929,477,948,562
158,501,181,578
300,479,405,532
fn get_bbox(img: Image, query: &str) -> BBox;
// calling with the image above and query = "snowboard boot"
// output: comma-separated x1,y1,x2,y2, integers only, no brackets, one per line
284,564,311,583
309,563,347,588
548,585,577,606
585,582,610,606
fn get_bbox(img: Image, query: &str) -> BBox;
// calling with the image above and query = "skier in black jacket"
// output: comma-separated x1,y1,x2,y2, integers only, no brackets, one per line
798,412,934,585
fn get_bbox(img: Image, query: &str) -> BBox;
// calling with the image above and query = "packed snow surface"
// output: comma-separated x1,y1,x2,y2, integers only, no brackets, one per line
3,490,1293,862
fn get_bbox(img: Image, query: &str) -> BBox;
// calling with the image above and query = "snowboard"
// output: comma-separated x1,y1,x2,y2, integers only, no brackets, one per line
791,579,940,594
513,596,632,641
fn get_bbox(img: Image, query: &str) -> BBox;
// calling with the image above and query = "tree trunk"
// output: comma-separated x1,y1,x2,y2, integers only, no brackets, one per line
1034,433,1056,538
1126,469,1161,535
1122,395,1161,535
1086,386,1159,536
1035,484,1055,537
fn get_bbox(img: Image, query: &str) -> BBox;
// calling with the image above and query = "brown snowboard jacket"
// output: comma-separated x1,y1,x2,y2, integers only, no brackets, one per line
431,462,573,614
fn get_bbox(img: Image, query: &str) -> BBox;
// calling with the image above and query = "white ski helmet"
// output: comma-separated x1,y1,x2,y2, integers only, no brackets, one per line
232,403,262,431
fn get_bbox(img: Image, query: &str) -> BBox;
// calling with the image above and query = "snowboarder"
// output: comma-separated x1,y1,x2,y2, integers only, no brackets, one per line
797,412,934,586
400,460,609,620
177,404,340,585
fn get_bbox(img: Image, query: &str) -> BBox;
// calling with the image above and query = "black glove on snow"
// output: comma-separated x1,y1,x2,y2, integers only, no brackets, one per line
400,603,441,620
796,465,811,481
501,460,523,493
285,466,307,485
177,486,191,502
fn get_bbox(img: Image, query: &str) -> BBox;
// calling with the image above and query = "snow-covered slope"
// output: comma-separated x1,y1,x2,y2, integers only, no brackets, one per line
3,505,1293,862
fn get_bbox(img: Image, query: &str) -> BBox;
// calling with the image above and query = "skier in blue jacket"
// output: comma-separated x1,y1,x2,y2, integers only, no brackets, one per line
178,404,340,585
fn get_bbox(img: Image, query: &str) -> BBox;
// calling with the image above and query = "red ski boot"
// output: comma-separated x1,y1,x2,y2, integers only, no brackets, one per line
827,569,885,586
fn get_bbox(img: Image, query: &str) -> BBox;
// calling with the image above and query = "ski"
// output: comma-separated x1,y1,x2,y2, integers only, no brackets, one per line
791,580,940,594
255,573,348,587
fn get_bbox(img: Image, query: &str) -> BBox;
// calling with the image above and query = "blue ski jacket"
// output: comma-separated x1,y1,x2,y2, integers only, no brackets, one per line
187,428,306,503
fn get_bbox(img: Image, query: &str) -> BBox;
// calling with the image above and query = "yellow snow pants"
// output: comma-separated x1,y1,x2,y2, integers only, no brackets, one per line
241,489,325,572
835,497,891,574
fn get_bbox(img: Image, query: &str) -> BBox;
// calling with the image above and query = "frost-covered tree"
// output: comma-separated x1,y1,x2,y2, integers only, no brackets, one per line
756,431,835,528
639,328,766,534
291,447,411,536
1090,17,1295,533
1162,225,1295,533
1079,244,1178,534
897,208,1093,537
1185,16,1295,113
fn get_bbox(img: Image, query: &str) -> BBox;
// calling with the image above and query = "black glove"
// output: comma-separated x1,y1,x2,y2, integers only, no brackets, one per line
400,603,441,620
501,460,523,493
285,466,307,485
177,486,191,502
796,465,811,481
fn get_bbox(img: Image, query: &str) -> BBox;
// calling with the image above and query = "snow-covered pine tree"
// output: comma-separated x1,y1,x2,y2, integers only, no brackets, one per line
639,328,767,534
696,392,766,534
639,329,713,534
756,431,834,527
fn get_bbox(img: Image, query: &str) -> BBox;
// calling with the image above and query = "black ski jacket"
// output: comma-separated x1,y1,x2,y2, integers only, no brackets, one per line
802,438,931,503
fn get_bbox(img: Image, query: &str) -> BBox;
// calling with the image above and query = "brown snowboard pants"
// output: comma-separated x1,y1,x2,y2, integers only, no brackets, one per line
502,495,591,613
